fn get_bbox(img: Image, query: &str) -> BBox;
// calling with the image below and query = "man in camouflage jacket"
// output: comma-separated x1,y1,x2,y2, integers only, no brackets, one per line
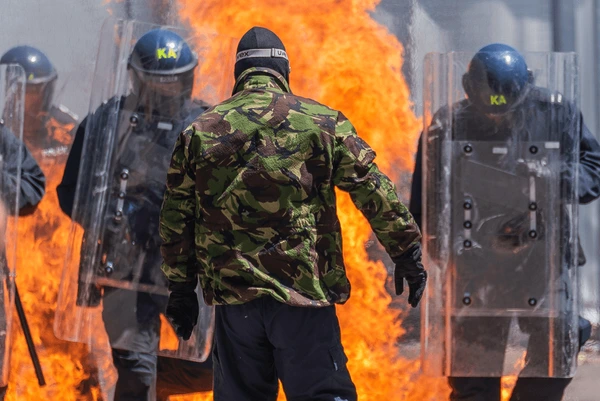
159,26,426,401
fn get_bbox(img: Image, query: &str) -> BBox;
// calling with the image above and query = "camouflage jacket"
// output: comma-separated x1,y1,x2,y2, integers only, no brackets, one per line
160,67,421,306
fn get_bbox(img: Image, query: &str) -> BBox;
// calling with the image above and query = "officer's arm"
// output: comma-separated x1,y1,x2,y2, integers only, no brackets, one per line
160,128,198,283
408,135,423,230
57,117,86,217
411,110,446,263
577,115,600,204
1,128,45,215
332,113,421,260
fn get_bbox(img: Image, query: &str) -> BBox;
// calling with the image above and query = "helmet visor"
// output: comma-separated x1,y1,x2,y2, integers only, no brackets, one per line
130,69,195,118
25,78,55,119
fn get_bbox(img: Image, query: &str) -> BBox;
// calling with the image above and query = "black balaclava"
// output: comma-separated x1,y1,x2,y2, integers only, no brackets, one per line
234,27,290,82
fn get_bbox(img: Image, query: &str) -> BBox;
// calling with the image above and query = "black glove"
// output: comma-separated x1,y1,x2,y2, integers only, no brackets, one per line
392,243,427,308
166,280,199,341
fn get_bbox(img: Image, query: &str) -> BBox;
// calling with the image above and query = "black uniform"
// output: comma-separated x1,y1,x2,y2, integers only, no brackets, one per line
57,96,212,401
409,87,600,401
0,126,46,214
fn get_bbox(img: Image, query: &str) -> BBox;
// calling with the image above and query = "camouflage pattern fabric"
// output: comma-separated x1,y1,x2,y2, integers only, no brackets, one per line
160,67,420,306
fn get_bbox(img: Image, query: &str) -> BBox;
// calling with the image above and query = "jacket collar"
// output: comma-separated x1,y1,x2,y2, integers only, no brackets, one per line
232,67,291,95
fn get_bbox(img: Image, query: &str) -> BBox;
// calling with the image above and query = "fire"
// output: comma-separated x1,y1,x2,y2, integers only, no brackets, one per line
5,1,455,400
501,352,528,401
5,119,105,400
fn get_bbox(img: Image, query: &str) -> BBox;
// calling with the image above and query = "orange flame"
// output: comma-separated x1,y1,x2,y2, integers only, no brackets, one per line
5,119,106,400
6,1,454,400
501,352,528,401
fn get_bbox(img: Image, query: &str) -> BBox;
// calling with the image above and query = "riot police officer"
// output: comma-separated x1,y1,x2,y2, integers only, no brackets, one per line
0,46,77,169
0,64,45,401
57,28,212,401
411,43,600,401
0,125,45,401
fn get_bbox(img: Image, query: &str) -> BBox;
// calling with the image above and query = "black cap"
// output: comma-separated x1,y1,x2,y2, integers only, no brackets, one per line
234,27,289,82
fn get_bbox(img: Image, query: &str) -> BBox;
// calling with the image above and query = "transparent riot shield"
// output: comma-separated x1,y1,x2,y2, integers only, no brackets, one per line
54,18,236,361
21,92,78,176
0,64,26,386
421,51,580,378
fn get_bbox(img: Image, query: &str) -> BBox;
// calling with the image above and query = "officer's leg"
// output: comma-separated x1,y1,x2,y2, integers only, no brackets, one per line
509,316,578,401
103,289,160,401
510,316,589,400
266,299,357,401
0,385,6,401
447,316,510,401
509,378,572,401
515,317,553,377
156,356,213,401
448,377,501,401
112,348,157,401
213,299,278,401
450,316,510,377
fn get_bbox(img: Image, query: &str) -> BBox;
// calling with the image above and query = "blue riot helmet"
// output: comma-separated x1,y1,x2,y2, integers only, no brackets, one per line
462,43,533,115
127,29,198,118
0,46,58,129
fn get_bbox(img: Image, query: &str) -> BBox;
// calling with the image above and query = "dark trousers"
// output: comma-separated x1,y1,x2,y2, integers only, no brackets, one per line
112,348,157,401
104,288,213,401
449,377,572,401
111,350,214,401
103,289,161,401
156,357,213,401
213,297,357,401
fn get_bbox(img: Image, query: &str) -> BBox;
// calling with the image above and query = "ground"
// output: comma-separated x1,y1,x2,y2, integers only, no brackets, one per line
564,351,600,401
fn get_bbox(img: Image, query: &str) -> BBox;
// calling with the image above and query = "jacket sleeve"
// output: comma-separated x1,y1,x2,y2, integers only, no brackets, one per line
1,128,45,215
577,115,600,204
160,127,199,283
57,116,86,217
332,112,421,260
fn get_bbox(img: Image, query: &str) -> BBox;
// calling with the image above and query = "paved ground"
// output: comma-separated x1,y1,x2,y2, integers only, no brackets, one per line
564,349,600,401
